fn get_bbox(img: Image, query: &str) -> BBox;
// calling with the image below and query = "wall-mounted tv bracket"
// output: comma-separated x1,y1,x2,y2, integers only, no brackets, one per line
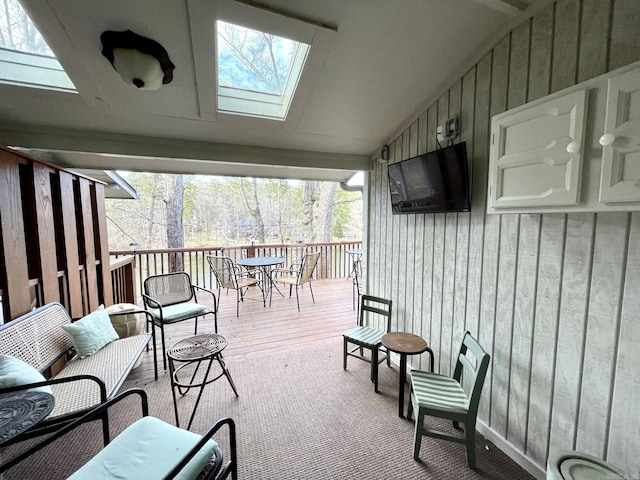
436,117,459,143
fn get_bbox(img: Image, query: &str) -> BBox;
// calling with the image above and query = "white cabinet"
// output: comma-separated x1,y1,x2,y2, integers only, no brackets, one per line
487,60,640,214
489,89,587,208
599,68,640,204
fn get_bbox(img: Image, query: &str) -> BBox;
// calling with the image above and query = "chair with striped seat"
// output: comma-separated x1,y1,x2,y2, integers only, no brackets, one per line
342,295,392,393
407,331,490,469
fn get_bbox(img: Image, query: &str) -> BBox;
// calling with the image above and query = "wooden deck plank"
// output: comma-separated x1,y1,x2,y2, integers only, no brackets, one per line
127,277,357,380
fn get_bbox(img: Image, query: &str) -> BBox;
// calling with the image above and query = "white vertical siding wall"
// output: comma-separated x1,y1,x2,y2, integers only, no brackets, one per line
365,0,640,477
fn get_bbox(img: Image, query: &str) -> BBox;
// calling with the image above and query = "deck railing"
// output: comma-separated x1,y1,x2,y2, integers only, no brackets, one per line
110,255,136,304
110,241,362,300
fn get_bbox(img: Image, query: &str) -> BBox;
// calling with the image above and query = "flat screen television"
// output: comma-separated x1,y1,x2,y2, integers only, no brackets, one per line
387,142,470,214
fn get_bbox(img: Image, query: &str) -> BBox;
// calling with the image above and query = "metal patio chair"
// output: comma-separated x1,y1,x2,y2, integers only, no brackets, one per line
206,254,263,317
143,272,217,371
272,251,320,312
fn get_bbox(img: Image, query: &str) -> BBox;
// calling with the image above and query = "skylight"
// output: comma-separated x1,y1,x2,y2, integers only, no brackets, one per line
216,20,309,120
0,0,75,91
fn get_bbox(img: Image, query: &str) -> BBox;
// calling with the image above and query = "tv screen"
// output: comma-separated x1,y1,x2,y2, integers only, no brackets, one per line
388,142,470,214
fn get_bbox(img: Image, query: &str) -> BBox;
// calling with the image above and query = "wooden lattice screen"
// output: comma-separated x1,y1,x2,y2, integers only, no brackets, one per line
0,146,113,323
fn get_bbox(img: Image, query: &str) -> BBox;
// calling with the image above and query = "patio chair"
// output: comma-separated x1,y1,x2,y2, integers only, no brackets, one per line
407,331,490,469
352,259,363,318
206,254,263,317
272,251,321,311
143,272,218,371
342,295,392,392
0,388,237,479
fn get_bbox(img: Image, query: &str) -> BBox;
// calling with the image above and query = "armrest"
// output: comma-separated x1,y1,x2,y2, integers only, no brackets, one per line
108,308,155,328
193,284,216,298
142,293,162,310
163,417,237,480
272,268,296,278
235,265,257,278
0,373,108,403
193,285,218,313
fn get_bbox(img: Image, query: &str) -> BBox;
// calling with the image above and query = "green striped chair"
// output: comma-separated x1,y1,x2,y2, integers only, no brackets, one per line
407,331,490,469
342,295,392,393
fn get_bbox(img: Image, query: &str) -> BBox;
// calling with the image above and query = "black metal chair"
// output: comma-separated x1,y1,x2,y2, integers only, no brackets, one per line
206,254,263,317
0,388,237,479
143,272,218,371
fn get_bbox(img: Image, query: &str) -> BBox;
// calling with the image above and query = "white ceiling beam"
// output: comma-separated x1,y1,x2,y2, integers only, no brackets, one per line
0,123,370,172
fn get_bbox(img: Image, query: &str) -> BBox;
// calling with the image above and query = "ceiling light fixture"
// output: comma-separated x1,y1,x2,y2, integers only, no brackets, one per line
100,30,175,90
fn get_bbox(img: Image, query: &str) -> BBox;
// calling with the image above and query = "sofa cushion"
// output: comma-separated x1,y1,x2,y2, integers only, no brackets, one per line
149,303,207,323
0,354,53,395
62,307,119,358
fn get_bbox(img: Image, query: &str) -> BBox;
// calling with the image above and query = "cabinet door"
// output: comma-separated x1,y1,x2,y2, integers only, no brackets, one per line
488,89,587,209
599,67,640,203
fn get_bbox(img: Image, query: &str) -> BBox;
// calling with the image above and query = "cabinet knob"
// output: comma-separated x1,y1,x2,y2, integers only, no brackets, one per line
599,133,616,146
566,141,580,154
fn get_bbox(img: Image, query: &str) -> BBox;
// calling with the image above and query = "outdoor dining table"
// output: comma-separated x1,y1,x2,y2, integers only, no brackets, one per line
236,256,285,304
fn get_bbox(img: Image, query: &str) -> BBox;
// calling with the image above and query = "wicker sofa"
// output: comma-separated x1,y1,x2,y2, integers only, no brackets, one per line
0,302,151,447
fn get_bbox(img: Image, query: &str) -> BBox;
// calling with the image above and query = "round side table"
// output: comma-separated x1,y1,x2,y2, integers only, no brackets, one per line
0,390,54,445
381,332,434,418
168,334,238,429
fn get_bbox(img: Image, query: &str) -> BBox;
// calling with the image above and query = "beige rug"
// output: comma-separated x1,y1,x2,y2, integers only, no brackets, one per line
4,338,533,479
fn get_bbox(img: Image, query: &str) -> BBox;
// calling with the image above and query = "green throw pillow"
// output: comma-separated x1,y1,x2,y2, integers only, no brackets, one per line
62,306,119,358
0,354,53,394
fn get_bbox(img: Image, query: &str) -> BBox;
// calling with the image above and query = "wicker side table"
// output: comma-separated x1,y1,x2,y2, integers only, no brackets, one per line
167,334,238,429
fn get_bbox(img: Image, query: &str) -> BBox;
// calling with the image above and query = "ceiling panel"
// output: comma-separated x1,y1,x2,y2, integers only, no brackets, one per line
1,0,536,180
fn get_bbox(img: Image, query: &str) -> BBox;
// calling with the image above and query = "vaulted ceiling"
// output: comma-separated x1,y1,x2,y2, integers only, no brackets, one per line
0,0,537,182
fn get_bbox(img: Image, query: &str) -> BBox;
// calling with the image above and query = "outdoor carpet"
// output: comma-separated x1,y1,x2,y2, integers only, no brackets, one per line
3,338,534,479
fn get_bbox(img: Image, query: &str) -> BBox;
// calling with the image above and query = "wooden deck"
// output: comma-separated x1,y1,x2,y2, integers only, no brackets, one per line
127,277,358,380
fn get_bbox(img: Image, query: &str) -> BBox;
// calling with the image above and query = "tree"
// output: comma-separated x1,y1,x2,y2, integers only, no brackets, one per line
239,178,265,244
302,181,320,242
146,174,160,248
165,174,184,272
332,188,362,239
0,0,54,55
105,173,362,250
319,183,338,242
217,21,289,94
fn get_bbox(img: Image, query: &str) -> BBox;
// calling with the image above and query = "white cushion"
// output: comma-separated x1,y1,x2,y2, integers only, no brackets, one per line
68,416,217,480
0,354,52,394
62,306,119,358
